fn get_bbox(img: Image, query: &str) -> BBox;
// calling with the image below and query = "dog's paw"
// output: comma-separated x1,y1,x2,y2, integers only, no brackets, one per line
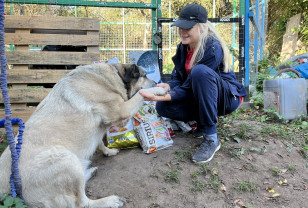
154,87,167,96
141,87,167,96
98,142,120,156
103,148,120,157
103,195,126,208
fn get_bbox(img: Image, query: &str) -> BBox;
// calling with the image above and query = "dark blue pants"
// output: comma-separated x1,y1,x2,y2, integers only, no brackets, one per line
156,65,240,135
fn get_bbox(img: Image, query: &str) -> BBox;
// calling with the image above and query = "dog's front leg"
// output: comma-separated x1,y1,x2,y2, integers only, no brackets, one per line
93,87,166,125
121,86,166,118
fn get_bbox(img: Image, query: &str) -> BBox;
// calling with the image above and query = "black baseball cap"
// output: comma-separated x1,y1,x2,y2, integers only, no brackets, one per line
172,4,208,29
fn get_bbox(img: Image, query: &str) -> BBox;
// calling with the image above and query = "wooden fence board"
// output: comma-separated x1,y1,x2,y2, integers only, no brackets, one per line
6,70,70,84
0,88,51,104
6,51,99,65
0,108,36,123
5,33,99,46
4,16,100,31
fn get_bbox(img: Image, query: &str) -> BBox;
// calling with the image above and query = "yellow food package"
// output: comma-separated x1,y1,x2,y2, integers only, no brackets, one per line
106,119,139,149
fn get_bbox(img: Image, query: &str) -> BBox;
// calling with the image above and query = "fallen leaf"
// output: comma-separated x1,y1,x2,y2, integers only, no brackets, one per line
249,147,262,152
280,169,288,174
263,192,273,198
233,137,241,143
234,199,246,207
278,179,288,185
212,169,218,175
220,184,227,192
267,187,275,193
272,193,280,198
167,163,172,169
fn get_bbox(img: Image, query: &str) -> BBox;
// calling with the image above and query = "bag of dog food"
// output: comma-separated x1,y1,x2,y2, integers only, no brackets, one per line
133,102,173,154
106,119,140,149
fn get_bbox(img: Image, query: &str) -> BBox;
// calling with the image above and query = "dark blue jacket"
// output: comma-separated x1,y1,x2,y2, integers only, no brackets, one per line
168,38,247,101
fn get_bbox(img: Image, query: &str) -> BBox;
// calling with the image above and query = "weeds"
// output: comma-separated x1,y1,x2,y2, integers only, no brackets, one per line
288,164,297,172
300,145,308,159
261,125,289,139
164,169,180,184
150,173,159,179
208,172,222,192
190,164,222,192
190,180,205,192
250,91,264,109
173,150,191,162
236,123,251,139
269,167,282,176
147,203,160,208
191,163,208,178
263,108,286,121
228,147,245,158
0,193,29,208
234,181,259,192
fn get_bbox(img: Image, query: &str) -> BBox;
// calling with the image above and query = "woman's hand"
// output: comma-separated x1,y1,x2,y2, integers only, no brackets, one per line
139,83,172,102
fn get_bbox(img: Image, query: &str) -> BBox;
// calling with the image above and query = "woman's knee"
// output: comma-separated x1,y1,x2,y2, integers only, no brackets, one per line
191,65,217,81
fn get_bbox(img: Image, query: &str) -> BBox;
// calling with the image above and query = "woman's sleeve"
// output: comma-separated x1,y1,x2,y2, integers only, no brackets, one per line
167,67,182,89
168,75,192,101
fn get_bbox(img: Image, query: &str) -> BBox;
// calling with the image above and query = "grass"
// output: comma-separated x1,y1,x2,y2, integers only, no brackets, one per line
191,163,208,178
300,145,308,159
288,164,297,172
150,173,159,179
236,123,252,139
163,169,180,184
173,149,192,162
269,167,282,176
190,180,205,192
208,173,222,192
261,125,290,139
190,164,222,192
146,203,160,208
234,181,259,192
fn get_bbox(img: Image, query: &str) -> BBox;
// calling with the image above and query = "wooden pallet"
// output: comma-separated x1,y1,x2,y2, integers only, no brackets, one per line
0,15,100,122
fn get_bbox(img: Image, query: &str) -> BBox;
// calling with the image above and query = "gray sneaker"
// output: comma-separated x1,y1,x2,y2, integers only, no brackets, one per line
192,134,221,163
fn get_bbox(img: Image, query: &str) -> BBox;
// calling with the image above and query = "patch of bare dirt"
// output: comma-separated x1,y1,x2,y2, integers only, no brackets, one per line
86,112,308,208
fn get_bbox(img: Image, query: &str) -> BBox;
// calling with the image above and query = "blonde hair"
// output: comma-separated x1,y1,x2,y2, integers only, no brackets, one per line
189,21,231,73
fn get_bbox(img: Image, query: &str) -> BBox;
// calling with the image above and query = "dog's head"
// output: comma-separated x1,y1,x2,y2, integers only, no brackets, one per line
110,64,156,98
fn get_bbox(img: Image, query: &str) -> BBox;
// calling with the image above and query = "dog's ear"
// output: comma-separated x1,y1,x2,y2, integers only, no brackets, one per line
123,64,140,83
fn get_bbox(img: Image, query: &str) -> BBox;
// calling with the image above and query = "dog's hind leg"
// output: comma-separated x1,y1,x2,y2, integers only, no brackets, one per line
23,147,125,208
84,196,126,208
80,159,98,182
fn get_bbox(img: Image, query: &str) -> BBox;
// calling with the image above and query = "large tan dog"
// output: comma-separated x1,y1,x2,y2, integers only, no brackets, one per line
0,63,166,208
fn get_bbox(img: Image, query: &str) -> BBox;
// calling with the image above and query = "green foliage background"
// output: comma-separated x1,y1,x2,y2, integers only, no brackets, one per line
267,0,308,58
